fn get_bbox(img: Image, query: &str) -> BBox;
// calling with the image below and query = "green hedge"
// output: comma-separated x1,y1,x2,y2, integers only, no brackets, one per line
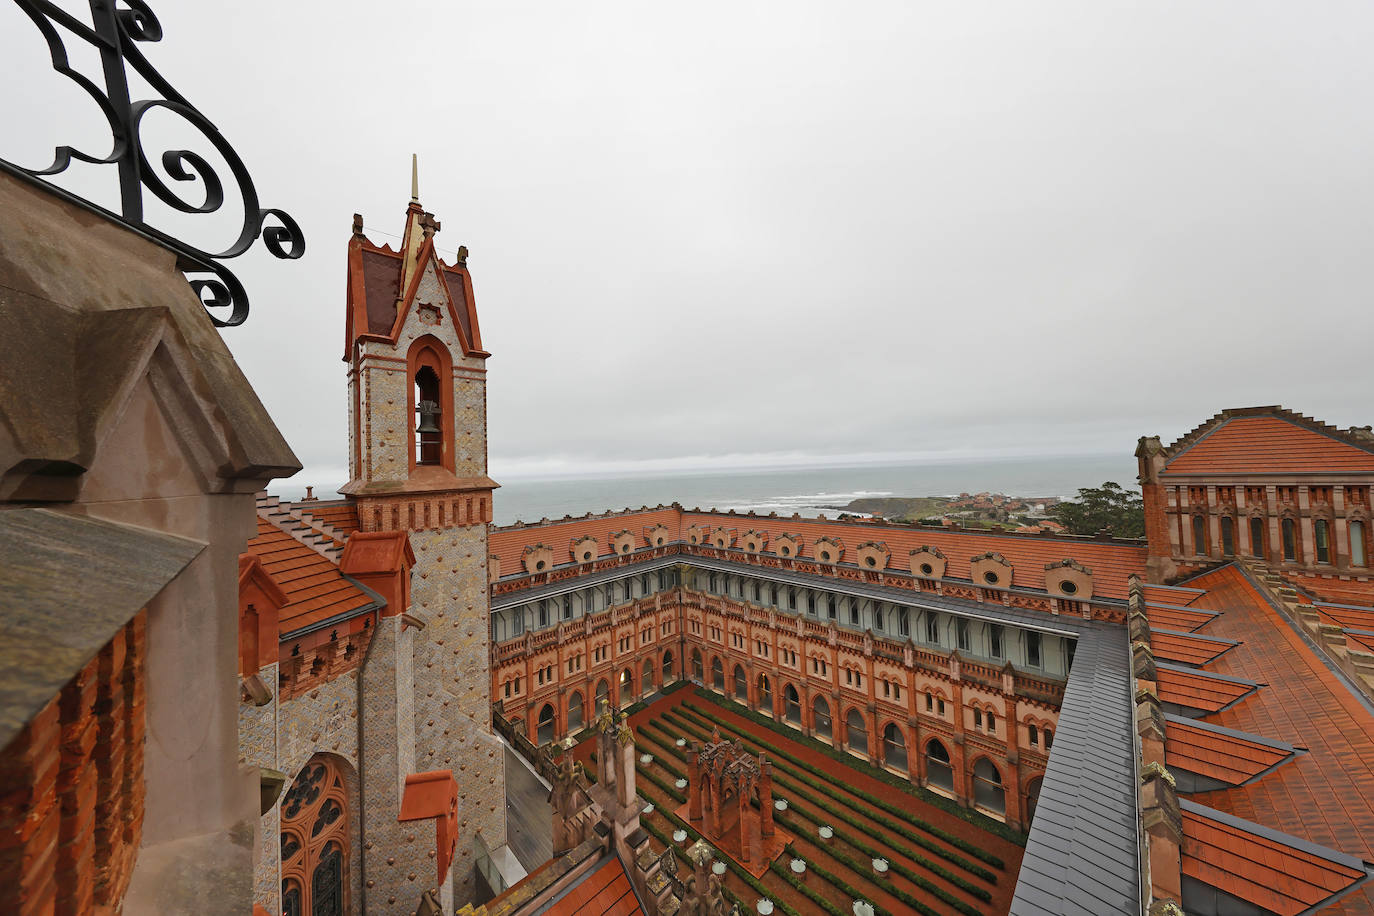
690,691,1024,854
669,704,1006,874
658,707,996,890
784,842,894,916
773,807,983,915
768,858,852,916
695,689,1026,846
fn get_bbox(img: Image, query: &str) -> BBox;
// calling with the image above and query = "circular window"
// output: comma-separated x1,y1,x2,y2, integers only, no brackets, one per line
535,560,545,571
1060,580,1078,595
780,547,790,557
983,571,1000,585
820,551,832,562
621,544,630,553
690,535,698,544
865,556,877,568
582,552,592,562
919,562,933,576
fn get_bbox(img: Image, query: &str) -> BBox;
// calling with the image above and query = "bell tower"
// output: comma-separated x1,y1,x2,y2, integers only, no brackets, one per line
342,164,507,910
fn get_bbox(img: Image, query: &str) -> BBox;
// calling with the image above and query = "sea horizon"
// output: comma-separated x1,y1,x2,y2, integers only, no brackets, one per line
271,452,1135,526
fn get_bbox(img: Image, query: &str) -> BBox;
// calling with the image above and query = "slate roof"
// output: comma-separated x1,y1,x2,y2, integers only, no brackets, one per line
0,509,204,748
1008,622,1139,916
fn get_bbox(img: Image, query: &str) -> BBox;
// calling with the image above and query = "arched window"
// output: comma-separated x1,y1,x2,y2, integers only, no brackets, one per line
413,365,442,465
620,668,635,703
1192,515,1208,556
1352,520,1368,567
733,665,747,702
1282,518,1298,561
1315,519,1331,564
537,704,557,745
1220,516,1235,557
280,756,351,916
662,650,675,681
812,696,832,741
595,679,610,714
711,658,724,691
1044,727,1054,750
882,723,907,772
568,691,584,732
757,674,772,711
1026,775,1044,823
973,758,1005,817
1027,724,1039,748
925,739,953,793
784,684,802,725
1250,516,1266,558
692,649,704,681
845,709,868,755
642,658,654,695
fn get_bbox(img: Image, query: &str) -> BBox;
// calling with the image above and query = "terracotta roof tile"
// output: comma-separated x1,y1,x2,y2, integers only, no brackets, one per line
543,856,644,916
1145,601,1220,633
1179,566,1374,912
1155,662,1258,714
1347,629,1374,655
244,517,375,634
1314,603,1374,632
1165,715,1297,787
1143,583,1206,607
1181,801,1371,916
1163,416,1374,476
1288,572,1374,609
491,507,1150,599
1149,627,1238,667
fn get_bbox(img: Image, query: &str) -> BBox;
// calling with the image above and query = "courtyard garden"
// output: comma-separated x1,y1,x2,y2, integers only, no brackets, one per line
574,688,1025,916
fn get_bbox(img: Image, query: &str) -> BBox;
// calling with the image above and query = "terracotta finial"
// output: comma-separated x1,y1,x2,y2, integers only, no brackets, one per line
455,245,469,266
351,213,364,238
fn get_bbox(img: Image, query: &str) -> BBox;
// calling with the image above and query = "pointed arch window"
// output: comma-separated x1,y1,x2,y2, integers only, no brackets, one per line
1220,516,1235,557
1192,515,1208,556
414,366,441,464
1352,520,1367,567
406,337,453,473
1282,518,1298,561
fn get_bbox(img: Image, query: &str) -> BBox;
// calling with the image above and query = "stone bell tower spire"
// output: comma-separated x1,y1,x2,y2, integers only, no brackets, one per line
341,181,506,909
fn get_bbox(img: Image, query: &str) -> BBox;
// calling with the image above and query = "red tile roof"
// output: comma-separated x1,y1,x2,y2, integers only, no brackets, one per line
543,855,644,916
1316,603,1374,632
1181,803,1370,916
1164,718,1295,787
244,517,375,633
1347,630,1374,656
1287,571,1374,609
296,500,360,539
1143,583,1206,607
1155,664,1257,714
1144,601,1220,633
1163,415,1374,477
1180,566,1374,912
1149,628,1237,667
490,507,1150,598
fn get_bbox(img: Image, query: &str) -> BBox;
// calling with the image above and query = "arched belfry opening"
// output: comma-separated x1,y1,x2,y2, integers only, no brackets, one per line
404,336,454,475
414,365,441,465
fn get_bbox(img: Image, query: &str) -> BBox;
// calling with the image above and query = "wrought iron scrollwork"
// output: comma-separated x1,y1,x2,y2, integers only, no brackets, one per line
1,0,304,327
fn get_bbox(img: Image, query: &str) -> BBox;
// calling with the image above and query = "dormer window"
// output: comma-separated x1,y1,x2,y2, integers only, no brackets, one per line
414,366,441,464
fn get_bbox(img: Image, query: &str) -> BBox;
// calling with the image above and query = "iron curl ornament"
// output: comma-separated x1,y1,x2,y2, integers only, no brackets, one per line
0,0,304,326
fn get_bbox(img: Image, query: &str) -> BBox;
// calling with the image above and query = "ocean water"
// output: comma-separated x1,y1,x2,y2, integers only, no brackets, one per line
271,454,1136,525
485,454,1135,526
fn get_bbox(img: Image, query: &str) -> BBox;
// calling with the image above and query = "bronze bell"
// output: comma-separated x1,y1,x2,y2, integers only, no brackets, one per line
416,399,441,434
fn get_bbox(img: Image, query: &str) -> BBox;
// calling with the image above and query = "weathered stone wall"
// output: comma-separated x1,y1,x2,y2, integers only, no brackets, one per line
240,663,363,914
410,523,507,907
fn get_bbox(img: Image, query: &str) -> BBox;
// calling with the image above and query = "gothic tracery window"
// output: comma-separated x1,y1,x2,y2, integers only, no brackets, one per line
280,757,350,916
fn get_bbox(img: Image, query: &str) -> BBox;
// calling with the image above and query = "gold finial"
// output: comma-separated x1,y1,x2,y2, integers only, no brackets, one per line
411,153,420,203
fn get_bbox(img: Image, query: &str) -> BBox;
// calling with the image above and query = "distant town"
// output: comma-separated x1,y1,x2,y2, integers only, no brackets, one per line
834,492,1067,533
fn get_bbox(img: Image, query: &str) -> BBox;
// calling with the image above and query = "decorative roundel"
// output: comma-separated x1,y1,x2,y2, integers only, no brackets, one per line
984,571,1000,585
920,563,933,576
779,545,791,556
820,550,832,562
865,556,877,567
535,560,545,571
1060,580,1078,595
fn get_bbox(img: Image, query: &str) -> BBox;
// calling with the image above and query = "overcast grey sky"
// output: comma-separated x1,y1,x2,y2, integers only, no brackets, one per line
4,2,1372,484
